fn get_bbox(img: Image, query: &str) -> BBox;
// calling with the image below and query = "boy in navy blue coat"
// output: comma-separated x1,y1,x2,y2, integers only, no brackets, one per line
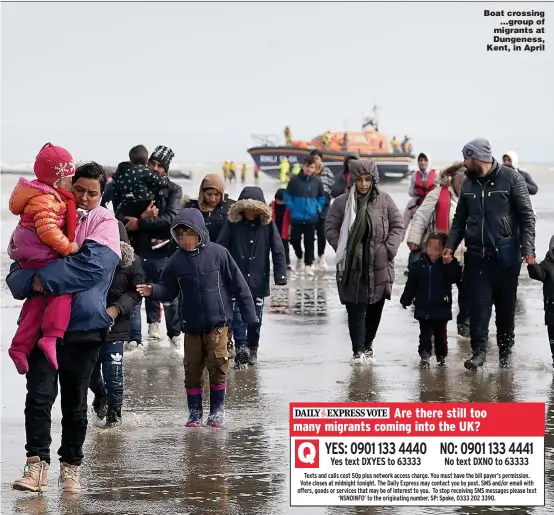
217,186,287,368
400,232,462,368
137,209,256,428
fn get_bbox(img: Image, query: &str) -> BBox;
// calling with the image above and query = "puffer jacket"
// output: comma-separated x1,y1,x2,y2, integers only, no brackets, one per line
527,235,554,326
106,225,145,342
9,178,72,257
446,160,535,259
6,207,121,341
400,255,462,321
325,159,404,305
217,187,287,298
407,163,466,262
284,172,326,223
151,208,257,334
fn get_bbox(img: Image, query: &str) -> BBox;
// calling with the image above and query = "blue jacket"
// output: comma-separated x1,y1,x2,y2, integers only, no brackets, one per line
6,239,120,334
151,208,257,334
284,172,326,223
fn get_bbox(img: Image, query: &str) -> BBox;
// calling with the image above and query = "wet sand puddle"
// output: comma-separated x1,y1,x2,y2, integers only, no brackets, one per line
1,173,553,514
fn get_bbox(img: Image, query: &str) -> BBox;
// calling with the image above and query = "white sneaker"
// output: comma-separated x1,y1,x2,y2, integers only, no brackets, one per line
351,352,365,365
318,256,327,269
170,336,182,353
305,265,315,277
148,323,160,340
125,340,145,353
295,259,305,271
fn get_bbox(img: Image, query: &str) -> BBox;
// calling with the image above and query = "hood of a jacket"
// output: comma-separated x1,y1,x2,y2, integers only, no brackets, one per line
439,162,467,187
9,177,60,216
170,207,210,251
417,152,431,172
229,187,272,225
503,150,519,170
347,159,380,187
120,241,135,268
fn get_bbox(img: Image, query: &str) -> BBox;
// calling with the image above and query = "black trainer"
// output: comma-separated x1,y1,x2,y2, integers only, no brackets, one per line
437,356,446,367
457,324,470,338
93,389,108,420
499,347,512,369
248,347,258,366
464,351,486,371
234,347,250,369
105,407,122,429
419,352,431,369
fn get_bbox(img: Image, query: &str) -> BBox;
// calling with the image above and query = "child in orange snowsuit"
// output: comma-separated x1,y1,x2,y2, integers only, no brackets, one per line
8,143,79,374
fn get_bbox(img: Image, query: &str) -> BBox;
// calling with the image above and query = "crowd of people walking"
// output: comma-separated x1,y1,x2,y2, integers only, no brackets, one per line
4,136,546,495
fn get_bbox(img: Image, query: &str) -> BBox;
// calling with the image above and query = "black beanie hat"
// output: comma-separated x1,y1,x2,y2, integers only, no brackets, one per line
275,188,286,201
149,145,175,172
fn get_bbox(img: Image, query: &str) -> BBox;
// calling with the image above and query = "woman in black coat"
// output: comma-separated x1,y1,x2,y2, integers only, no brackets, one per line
89,222,144,428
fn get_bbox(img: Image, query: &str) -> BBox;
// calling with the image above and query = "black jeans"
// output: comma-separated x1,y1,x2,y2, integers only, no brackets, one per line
456,272,471,326
282,239,290,266
345,299,386,354
316,218,326,257
291,222,316,266
418,320,448,358
140,256,181,338
232,297,265,349
465,255,520,353
25,339,101,465
89,340,124,409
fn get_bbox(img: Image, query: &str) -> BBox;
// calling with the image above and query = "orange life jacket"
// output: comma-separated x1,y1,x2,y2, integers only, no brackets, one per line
414,169,437,205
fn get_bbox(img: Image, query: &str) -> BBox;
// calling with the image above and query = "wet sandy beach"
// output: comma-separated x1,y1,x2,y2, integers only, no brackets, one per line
1,171,553,515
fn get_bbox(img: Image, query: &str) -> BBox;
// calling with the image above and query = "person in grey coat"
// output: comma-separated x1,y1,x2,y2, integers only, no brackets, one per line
325,159,404,363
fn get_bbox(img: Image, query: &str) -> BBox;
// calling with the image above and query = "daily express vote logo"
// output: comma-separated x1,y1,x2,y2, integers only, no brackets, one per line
293,407,390,418
294,440,320,468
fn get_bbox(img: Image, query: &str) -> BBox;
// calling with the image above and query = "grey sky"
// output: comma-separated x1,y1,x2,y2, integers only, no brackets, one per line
1,2,552,164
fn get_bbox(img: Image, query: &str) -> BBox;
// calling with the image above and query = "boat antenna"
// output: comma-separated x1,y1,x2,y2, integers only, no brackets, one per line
361,103,380,131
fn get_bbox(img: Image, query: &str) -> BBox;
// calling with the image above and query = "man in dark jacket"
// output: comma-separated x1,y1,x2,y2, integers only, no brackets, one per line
89,222,144,428
331,152,359,199
217,186,287,367
284,156,326,275
123,145,183,350
136,208,256,428
443,138,536,370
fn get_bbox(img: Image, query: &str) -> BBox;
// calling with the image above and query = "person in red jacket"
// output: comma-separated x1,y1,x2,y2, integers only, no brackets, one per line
271,188,291,269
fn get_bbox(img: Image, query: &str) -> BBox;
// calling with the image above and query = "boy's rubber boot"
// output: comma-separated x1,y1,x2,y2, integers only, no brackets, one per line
207,385,226,428
185,389,203,428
